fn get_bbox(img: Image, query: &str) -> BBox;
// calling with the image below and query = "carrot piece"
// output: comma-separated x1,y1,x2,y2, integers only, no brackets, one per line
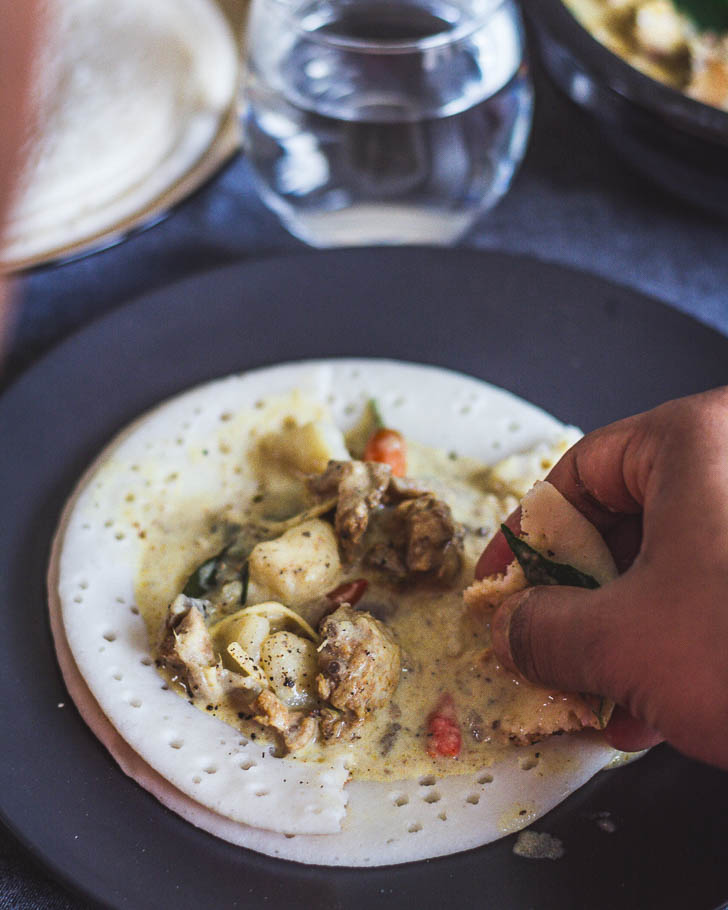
426,693,461,758
363,428,407,477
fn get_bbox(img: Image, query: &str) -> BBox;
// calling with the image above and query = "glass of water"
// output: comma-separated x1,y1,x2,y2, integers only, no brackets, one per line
241,0,533,246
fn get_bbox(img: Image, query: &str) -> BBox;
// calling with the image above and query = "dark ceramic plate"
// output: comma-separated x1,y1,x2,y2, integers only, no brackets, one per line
526,0,728,218
2,249,728,910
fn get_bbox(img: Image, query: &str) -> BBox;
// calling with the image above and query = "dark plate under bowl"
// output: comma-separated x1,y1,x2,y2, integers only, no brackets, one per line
2,249,728,910
526,0,728,217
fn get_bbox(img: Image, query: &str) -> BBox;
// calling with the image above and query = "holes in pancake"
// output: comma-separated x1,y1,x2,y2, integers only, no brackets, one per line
79,580,89,590
204,765,217,775
408,823,422,834
169,739,184,750
73,596,83,604
165,473,178,484
238,738,249,747
140,656,152,666
114,532,126,541
130,606,140,616
240,760,256,771
192,775,201,784
393,795,408,807
285,834,295,840
459,404,472,415
255,789,270,798
104,520,113,528
115,597,126,605
423,790,441,804
520,755,539,771
128,697,142,709
466,793,480,805
102,631,117,642
478,773,494,785
111,671,123,682
176,437,185,446
220,411,232,422
419,775,437,787
438,811,447,821
508,421,521,433
82,523,91,530
160,683,169,691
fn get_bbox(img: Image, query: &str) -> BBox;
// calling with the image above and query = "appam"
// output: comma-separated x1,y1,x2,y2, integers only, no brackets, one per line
49,359,619,865
1,0,238,270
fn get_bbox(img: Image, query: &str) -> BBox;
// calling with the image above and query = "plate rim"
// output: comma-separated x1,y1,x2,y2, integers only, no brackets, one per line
2,247,728,910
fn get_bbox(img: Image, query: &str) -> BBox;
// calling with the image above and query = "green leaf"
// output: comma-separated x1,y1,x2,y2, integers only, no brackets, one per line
182,554,222,598
368,398,384,430
500,524,600,590
674,0,728,30
240,561,250,606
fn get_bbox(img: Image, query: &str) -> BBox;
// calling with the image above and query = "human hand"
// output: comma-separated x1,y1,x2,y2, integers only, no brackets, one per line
476,387,728,770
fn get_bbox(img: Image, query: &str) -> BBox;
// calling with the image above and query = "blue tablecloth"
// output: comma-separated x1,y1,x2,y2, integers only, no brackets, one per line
2,64,727,910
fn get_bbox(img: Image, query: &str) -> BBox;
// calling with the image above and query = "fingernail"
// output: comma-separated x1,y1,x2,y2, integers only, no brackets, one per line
491,593,526,674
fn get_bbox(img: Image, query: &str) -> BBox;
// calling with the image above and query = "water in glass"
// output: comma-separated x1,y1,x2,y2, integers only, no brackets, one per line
242,0,532,246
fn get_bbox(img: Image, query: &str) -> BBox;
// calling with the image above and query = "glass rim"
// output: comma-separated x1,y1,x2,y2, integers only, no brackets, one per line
260,0,510,54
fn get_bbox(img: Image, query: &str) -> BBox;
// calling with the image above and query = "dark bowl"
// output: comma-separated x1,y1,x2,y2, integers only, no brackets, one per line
525,0,728,217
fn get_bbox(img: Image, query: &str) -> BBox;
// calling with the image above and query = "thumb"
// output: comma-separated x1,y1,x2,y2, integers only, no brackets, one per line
491,582,666,752
491,584,618,696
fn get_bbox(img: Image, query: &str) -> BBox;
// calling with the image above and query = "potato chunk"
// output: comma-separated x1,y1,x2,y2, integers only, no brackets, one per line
259,632,319,708
247,519,341,607
219,613,270,662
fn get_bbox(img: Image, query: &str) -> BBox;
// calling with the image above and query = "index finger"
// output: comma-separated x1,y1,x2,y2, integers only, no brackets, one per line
475,413,647,580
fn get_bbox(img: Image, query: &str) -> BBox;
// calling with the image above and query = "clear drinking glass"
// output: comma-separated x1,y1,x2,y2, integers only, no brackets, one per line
241,0,533,246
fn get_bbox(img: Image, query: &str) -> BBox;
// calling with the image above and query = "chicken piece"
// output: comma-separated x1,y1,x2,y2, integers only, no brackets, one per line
364,542,408,580
158,595,215,669
386,474,431,500
308,460,391,560
318,706,349,741
253,688,318,753
396,494,464,583
317,605,400,721
158,595,255,705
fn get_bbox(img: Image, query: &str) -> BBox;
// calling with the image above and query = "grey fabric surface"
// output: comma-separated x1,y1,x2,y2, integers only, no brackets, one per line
2,62,727,910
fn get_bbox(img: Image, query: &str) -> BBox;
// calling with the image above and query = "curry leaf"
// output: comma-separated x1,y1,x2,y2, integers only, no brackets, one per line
500,524,600,590
674,0,728,30
368,398,384,430
183,554,222,598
